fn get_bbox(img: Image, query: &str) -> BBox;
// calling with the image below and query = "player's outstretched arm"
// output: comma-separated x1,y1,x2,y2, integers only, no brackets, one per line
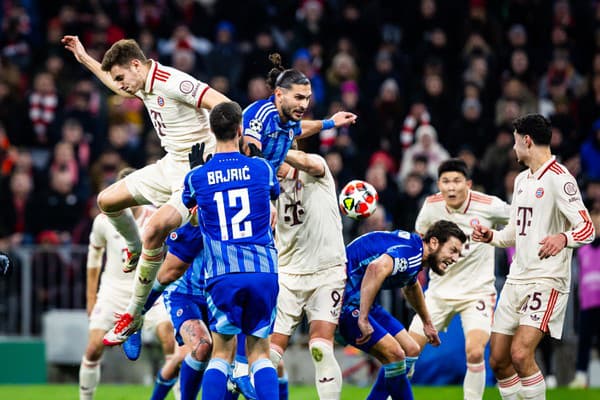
284,149,325,177
402,281,440,346
61,35,133,97
299,111,358,139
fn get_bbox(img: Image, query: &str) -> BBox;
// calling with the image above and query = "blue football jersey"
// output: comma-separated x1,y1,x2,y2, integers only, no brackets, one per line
242,96,302,171
344,230,424,308
182,152,280,279
165,223,205,296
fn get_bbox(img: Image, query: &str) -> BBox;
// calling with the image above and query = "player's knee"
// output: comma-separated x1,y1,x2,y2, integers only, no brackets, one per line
309,339,334,363
466,346,485,364
190,331,212,362
85,343,104,361
403,340,421,358
269,345,283,368
509,346,531,370
383,344,406,364
97,190,118,213
489,351,510,374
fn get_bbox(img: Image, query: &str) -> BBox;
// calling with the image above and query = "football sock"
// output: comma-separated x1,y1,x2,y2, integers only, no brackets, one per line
520,371,546,400
201,358,230,400
309,339,342,400
180,353,206,400
464,361,485,400
251,358,279,400
278,373,289,400
79,356,101,400
103,209,141,253
142,281,168,315
367,368,388,400
150,369,176,400
497,373,522,400
405,356,418,379
383,360,413,400
127,246,164,315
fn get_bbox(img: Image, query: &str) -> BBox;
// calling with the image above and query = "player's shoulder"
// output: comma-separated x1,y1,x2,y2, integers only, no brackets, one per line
151,61,201,90
424,192,445,204
540,159,577,186
243,98,277,121
469,190,494,205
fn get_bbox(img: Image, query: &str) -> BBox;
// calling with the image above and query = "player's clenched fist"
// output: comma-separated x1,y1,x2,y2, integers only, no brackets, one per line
472,224,492,243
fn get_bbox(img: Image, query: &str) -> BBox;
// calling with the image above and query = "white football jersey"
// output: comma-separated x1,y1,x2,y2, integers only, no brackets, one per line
275,155,346,274
416,190,510,299
491,157,595,292
88,207,155,294
136,60,215,161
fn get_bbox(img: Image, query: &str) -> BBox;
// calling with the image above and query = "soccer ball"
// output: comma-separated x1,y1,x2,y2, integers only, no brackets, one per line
339,180,379,220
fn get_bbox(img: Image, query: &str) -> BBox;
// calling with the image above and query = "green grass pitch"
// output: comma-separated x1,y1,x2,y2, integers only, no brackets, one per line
0,384,599,399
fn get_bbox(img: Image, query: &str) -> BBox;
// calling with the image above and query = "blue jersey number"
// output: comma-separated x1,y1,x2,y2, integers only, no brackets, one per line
213,188,252,240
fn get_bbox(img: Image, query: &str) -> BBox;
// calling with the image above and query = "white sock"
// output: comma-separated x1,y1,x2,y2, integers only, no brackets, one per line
103,209,141,252
126,246,164,315
520,371,546,400
309,339,342,400
497,373,521,400
464,361,485,400
233,360,249,378
269,344,283,369
79,356,101,400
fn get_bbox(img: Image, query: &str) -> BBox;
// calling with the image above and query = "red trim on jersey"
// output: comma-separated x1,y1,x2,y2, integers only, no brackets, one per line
426,193,444,203
149,66,158,91
549,164,565,175
537,159,557,179
540,289,558,332
573,221,594,241
471,193,493,204
197,86,210,108
579,209,591,221
463,192,473,213
154,69,170,82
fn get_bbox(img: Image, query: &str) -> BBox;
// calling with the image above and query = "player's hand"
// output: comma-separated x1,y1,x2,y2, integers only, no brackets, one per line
423,322,441,347
0,251,11,277
270,203,277,230
472,224,492,243
247,143,264,158
538,233,567,259
188,142,212,169
331,111,357,127
356,317,374,345
61,35,88,63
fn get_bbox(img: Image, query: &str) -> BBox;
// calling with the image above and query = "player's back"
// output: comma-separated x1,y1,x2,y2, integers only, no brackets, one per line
242,97,301,170
344,230,423,306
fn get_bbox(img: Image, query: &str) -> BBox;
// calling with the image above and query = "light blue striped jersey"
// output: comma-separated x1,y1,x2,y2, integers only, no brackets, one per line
165,223,205,296
182,152,280,279
344,230,424,308
242,96,302,171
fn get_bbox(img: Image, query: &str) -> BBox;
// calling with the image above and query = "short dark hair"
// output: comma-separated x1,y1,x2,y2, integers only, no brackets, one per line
512,114,552,145
266,53,309,91
438,158,470,179
209,101,242,141
101,39,147,71
422,220,467,245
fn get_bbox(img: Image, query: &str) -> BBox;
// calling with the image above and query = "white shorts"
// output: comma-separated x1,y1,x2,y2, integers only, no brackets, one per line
274,265,346,336
409,293,496,337
124,153,190,221
492,282,568,339
89,288,170,333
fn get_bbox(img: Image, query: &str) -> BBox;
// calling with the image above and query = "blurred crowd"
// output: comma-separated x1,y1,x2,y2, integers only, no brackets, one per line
0,0,599,246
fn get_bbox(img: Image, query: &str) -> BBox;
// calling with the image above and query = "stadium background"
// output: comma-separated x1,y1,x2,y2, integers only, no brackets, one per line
0,0,600,397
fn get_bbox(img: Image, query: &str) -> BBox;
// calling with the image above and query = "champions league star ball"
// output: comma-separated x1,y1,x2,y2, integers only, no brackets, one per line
339,180,379,220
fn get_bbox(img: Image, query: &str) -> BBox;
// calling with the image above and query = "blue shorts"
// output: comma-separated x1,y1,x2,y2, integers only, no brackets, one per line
205,272,278,339
163,290,209,346
338,303,404,353
166,223,204,264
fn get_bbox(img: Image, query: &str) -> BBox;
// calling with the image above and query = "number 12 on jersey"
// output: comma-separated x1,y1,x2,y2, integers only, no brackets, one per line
213,188,253,240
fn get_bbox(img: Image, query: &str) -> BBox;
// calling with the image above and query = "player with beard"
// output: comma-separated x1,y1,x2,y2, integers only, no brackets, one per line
242,53,356,171
337,220,466,400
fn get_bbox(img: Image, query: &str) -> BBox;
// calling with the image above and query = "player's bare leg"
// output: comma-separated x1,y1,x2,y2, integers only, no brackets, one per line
490,333,521,400
269,333,289,400
79,329,106,400
308,321,342,400
464,329,489,400
246,335,279,399
367,334,413,400
511,326,546,400
179,319,212,400
150,320,180,400
97,180,142,272
393,329,420,379
104,204,183,345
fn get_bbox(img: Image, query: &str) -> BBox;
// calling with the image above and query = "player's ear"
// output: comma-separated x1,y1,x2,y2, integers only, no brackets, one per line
466,179,473,189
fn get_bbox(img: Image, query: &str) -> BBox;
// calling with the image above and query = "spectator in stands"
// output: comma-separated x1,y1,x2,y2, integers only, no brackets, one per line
581,120,600,181
399,124,449,183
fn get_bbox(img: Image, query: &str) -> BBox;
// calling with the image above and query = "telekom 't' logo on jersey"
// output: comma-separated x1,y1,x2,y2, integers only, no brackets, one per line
516,207,533,236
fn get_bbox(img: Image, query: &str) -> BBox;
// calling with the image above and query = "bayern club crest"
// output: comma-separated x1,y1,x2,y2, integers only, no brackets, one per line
535,187,544,198
157,96,165,107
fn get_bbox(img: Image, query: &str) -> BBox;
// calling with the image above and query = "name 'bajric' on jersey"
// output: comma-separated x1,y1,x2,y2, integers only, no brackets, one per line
207,166,251,185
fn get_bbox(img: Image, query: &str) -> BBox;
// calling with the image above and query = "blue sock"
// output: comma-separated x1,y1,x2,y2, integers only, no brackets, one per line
405,356,418,378
201,358,230,400
367,368,388,400
180,353,206,400
150,369,176,400
142,281,167,314
383,361,413,400
278,374,288,400
251,358,278,400
236,333,247,363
